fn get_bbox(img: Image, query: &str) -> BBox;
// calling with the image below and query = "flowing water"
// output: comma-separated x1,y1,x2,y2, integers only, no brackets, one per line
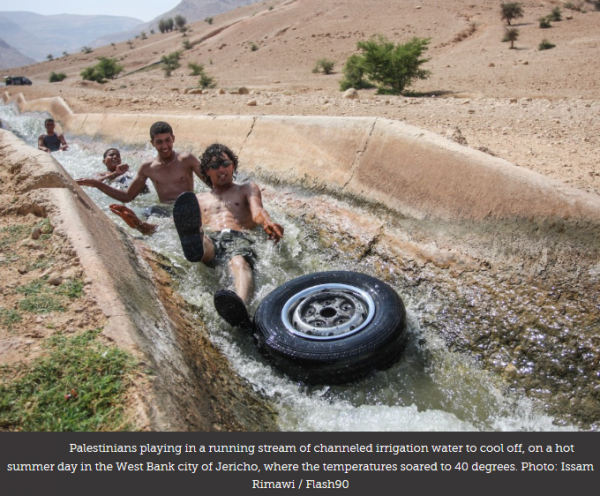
1,103,584,431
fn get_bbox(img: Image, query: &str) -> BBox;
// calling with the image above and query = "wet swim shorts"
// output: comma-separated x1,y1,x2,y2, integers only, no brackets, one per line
207,229,257,269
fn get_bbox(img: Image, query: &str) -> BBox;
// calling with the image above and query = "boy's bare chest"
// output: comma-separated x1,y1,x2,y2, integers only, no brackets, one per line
148,162,190,182
202,189,248,215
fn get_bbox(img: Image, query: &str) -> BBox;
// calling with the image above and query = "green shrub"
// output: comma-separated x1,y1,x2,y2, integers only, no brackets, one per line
158,18,174,33
313,58,335,75
183,39,192,50
250,42,259,52
205,17,213,25
199,73,216,89
539,16,552,28
550,6,562,20
340,35,430,95
80,57,124,83
49,72,67,83
503,28,520,48
539,39,556,50
175,15,187,29
81,46,93,54
500,2,524,25
188,62,204,76
161,51,182,77
340,54,374,90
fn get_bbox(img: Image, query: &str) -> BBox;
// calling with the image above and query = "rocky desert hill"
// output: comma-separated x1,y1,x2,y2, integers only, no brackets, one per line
0,37,36,70
0,11,143,62
5,0,600,195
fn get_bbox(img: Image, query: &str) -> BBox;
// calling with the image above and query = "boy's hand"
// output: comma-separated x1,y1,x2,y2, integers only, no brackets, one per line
263,221,284,244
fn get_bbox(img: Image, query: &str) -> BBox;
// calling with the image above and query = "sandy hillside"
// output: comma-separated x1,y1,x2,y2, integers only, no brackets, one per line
8,0,600,195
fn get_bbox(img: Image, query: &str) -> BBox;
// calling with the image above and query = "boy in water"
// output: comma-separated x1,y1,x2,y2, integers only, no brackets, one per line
76,121,206,234
38,118,68,152
174,143,284,329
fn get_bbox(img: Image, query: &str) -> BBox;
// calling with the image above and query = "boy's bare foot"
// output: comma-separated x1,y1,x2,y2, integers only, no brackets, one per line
109,204,157,235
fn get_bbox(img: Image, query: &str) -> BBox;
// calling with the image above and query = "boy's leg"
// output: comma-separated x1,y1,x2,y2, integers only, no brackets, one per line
213,255,253,330
229,255,254,304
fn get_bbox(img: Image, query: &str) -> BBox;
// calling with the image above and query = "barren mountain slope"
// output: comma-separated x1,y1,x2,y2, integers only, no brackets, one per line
6,0,600,194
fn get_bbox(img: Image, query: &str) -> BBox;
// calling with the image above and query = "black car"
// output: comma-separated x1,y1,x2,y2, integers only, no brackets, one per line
5,76,32,86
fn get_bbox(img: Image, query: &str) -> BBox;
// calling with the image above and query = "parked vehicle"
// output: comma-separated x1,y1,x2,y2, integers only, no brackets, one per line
5,76,32,86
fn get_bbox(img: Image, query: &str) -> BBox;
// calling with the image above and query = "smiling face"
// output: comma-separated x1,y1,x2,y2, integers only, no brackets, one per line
205,152,234,187
151,132,175,160
103,149,121,172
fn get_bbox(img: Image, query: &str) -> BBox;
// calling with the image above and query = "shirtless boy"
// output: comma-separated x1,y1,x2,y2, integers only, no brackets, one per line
76,121,205,234
38,118,68,152
82,147,150,193
173,143,284,329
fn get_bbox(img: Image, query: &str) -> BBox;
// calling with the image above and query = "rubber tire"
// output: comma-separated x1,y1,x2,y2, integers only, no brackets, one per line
253,271,407,384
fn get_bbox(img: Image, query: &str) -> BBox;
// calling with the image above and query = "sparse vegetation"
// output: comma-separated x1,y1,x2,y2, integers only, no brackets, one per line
0,307,21,329
339,54,374,91
250,42,259,52
503,27,520,49
205,17,214,25
500,2,524,25
140,31,147,40
590,0,600,11
453,23,477,42
312,58,335,75
127,40,134,49
539,39,556,50
187,62,216,88
80,57,124,83
175,15,187,30
183,39,192,50
81,46,93,54
158,18,174,33
550,6,562,21
539,16,552,28
199,73,217,89
46,54,53,61
161,51,182,77
340,35,431,95
0,330,136,431
188,62,204,76
564,2,582,11
62,51,68,57
49,72,67,83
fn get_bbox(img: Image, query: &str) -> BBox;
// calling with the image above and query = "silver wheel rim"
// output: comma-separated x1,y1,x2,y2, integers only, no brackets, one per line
281,283,375,340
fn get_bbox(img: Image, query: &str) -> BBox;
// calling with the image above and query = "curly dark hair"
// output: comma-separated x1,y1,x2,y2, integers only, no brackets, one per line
200,143,239,188
149,121,173,140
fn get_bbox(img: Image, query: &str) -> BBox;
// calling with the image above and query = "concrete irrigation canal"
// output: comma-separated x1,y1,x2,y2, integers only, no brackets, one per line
1,91,599,431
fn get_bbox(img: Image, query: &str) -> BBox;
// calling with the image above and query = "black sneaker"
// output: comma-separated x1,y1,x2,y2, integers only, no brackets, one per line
214,289,253,330
173,191,204,262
